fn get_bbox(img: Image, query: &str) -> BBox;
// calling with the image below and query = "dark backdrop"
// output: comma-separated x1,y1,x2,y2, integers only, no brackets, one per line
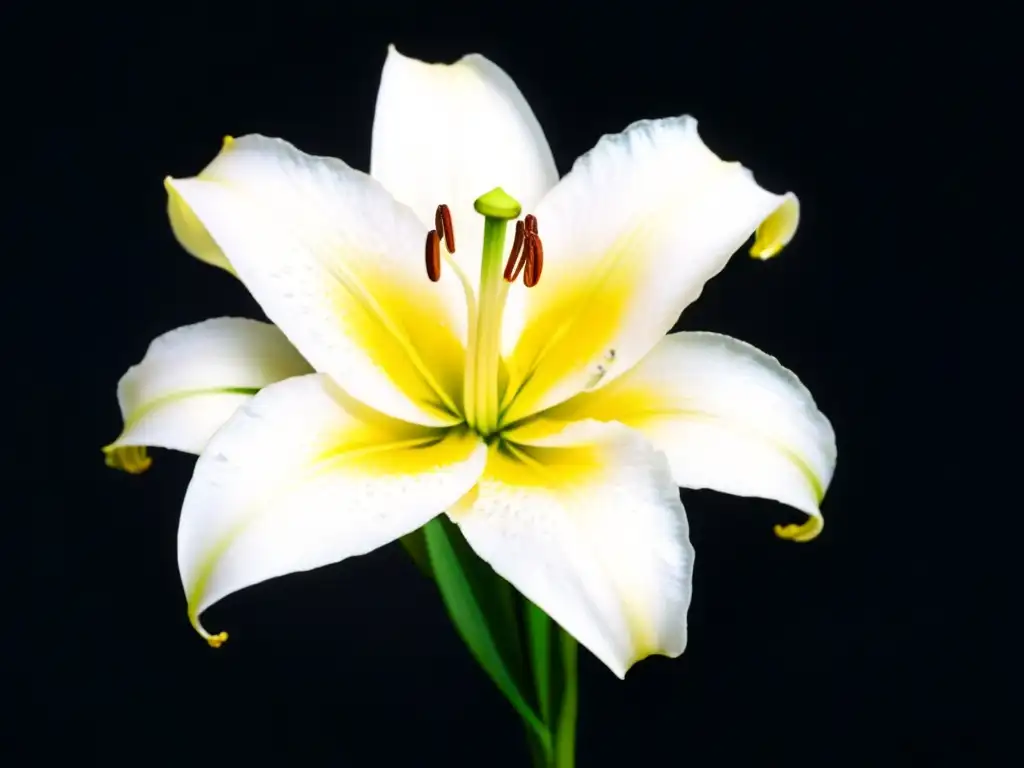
13,2,978,765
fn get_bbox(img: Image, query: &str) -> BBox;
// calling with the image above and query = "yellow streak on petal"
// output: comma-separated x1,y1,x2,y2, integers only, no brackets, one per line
774,514,823,543
102,444,152,474
446,483,480,520
320,255,466,421
503,226,649,420
750,194,799,260
486,439,603,489
311,429,476,476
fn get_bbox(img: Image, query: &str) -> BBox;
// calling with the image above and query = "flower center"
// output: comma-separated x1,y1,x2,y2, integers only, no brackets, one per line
424,189,544,439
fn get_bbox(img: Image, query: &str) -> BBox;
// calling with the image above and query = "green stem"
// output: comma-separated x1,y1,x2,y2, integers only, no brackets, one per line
524,602,579,768
526,724,549,768
527,602,554,725
554,631,578,768
423,518,552,758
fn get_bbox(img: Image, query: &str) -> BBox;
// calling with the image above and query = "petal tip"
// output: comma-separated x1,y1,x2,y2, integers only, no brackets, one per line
189,606,230,648
206,631,229,649
382,43,430,70
773,514,823,543
750,193,800,260
103,443,152,474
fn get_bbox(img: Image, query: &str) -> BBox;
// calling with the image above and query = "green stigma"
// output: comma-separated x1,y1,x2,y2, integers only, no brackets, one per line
473,187,523,220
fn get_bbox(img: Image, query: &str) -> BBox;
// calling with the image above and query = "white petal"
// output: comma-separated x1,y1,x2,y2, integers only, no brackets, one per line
179,373,486,643
370,46,558,292
501,116,799,423
167,135,469,427
548,332,836,539
104,318,311,472
453,418,692,678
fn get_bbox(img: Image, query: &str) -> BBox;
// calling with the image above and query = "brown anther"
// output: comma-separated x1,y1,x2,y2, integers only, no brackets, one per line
504,217,544,287
504,219,527,282
523,231,544,287
435,204,456,254
425,230,441,282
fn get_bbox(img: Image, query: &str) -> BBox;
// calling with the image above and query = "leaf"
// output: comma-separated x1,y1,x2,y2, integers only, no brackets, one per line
424,516,551,754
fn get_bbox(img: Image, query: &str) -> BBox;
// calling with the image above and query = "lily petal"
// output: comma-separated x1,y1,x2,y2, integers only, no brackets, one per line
452,418,692,678
501,116,799,423
178,373,487,643
370,46,558,293
104,318,311,472
548,332,836,538
167,135,470,427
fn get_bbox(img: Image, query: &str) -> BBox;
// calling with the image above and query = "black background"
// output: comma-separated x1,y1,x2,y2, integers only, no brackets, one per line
13,1,981,765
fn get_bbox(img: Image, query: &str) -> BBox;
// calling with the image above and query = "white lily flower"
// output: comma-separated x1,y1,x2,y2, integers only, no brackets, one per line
132,47,834,678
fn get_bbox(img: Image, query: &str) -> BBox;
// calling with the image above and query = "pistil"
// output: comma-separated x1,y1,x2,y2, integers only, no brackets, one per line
466,188,522,435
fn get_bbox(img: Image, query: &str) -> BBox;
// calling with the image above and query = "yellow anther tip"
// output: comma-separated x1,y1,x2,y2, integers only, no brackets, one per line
773,515,823,543
222,135,235,149
206,631,229,649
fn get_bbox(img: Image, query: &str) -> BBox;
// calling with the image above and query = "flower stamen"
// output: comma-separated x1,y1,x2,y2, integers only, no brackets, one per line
435,203,456,254
504,215,544,287
425,229,442,282
504,220,527,282
524,230,543,287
